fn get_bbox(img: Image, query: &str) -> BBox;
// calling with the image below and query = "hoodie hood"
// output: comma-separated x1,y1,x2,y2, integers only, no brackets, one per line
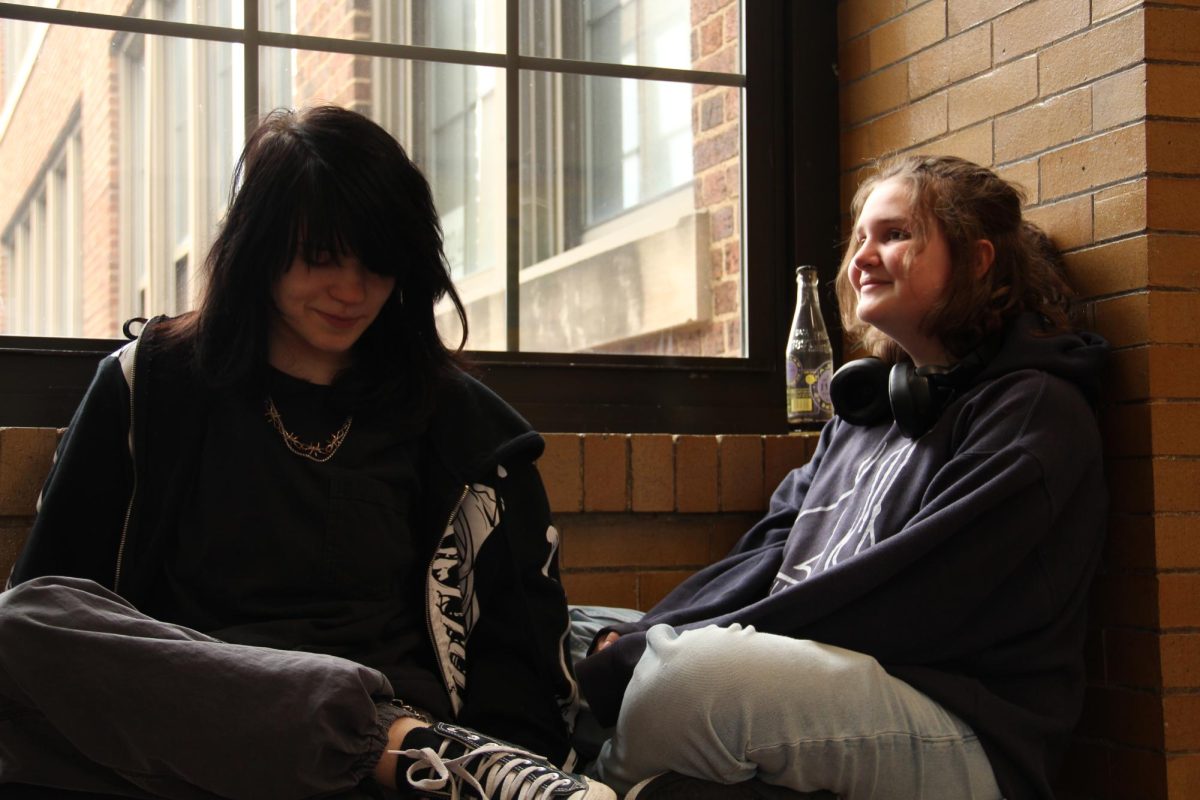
976,313,1109,405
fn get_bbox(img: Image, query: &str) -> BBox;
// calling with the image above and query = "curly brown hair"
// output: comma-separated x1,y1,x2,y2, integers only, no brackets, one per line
835,154,1075,363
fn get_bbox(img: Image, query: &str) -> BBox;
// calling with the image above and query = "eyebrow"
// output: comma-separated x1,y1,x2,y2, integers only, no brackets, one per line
854,215,910,235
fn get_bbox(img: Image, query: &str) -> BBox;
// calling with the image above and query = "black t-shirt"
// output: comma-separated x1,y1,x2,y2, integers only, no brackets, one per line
151,368,451,719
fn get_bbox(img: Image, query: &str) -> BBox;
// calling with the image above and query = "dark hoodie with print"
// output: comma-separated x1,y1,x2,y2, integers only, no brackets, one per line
576,313,1109,800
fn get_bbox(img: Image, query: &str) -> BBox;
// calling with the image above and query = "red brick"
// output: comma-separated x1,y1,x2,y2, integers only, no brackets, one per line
675,435,719,512
631,434,675,512
539,433,582,514
638,571,692,609
583,434,628,512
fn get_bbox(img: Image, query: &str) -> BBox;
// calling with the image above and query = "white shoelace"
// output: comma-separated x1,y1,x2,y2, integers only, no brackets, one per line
391,741,581,800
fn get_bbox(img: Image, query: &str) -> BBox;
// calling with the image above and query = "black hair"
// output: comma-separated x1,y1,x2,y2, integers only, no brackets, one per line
169,105,467,405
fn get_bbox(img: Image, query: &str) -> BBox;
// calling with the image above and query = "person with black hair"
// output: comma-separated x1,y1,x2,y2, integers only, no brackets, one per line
0,106,613,800
575,155,1109,800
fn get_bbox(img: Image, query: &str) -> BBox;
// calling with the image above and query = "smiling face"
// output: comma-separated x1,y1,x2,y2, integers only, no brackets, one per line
847,177,953,367
268,251,396,384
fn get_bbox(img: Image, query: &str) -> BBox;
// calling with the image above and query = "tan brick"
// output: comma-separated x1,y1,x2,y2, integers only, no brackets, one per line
1093,0,1141,21
1039,124,1147,202
994,86,1091,164
1158,513,1200,569
993,0,1089,63
1149,233,1200,289
870,92,948,153
1105,457,1157,514
0,428,58,516
1093,65,1147,132
1062,235,1149,298
1039,10,1146,97
1092,292,1148,348
1164,692,1200,750
1167,753,1200,800
997,158,1039,202
1149,292,1200,344
868,0,946,71
583,434,628,512
1155,459,1200,512
560,570,638,608
1161,632,1200,688
1024,194,1093,251
907,24,991,99
539,433,582,514
841,62,909,126
631,434,674,512
1147,63,1200,119
1076,684,1164,749
1107,347,1151,402
717,434,763,512
947,0,1025,35
1147,178,1200,234
763,434,810,507
1105,512,1157,570
1153,345,1200,399
916,121,993,166
839,35,872,84
0,523,31,584
1153,403,1200,456
1146,6,1200,63
558,517,712,569
1108,747,1170,799
1148,121,1200,176
839,0,908,41
1100,403,1153,458
1094,179,1147,241
674,435,719,512
638,571,691,609
948,56,1036,131
842,124,874,170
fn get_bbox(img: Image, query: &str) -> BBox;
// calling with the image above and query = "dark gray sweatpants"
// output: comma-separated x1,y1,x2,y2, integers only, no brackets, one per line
0,576,404,799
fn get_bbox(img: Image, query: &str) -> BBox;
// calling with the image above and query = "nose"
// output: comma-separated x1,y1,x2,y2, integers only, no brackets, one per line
329,260,368,305
851,238,878,271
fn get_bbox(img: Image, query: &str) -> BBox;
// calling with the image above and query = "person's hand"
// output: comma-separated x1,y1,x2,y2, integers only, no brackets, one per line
594,632,620,653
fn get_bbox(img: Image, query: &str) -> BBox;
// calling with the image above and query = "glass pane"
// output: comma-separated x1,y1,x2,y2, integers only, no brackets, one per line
262,47,506,352
521,0,741,75
518,71,743,356
0,23,243,337
263,0,505,53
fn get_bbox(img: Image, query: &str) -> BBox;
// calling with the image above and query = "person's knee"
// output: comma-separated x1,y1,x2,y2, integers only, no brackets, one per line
0,576,106,632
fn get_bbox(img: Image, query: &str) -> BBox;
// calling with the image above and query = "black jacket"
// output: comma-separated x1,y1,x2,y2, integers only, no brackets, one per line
10,317,581,766
576,314,1109,800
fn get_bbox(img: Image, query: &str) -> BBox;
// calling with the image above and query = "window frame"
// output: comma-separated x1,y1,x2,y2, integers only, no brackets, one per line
0,0,840,434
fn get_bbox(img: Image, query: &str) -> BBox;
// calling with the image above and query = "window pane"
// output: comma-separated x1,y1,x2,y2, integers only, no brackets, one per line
262,47,506,352
0,22,242,337
263,0,505,53
520,0,741,75
517,71,743,356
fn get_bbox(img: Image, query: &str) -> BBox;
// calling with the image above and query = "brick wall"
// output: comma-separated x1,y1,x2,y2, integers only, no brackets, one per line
837,1,1200,797
0,427,819,613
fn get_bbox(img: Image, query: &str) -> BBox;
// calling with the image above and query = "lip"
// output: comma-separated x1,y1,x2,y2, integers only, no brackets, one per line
315,310,363,330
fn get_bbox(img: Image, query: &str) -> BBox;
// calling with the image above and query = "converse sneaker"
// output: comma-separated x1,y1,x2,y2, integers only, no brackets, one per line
391,722,616,800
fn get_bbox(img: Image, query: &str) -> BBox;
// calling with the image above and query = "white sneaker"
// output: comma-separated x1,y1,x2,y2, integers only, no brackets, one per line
392,721,617,800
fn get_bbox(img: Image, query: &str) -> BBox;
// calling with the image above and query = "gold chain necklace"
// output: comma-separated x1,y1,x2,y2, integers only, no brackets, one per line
264,397,354,463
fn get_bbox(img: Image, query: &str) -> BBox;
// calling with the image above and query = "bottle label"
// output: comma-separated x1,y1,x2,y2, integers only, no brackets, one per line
786,360,833,421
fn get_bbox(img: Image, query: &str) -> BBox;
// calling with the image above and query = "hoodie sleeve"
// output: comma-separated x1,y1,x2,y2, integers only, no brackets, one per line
8,354,133,590
454,457,578,767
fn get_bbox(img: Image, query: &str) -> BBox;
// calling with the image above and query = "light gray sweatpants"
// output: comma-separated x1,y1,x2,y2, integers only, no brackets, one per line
0,576,404,799
595,624,1003,800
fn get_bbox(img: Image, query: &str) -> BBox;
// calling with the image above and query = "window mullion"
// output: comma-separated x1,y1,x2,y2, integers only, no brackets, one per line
504,0,519,351
243,0,258,135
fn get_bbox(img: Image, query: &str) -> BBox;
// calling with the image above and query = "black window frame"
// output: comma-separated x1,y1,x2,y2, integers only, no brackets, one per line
0,0,840,434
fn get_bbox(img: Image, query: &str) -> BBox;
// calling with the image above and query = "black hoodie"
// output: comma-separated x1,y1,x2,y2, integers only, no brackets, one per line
576,314,1109,800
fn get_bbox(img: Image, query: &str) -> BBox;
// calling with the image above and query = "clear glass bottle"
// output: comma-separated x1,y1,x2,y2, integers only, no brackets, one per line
785,265,834,428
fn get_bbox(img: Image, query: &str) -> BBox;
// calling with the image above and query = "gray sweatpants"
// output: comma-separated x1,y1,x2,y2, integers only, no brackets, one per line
0,576,405,799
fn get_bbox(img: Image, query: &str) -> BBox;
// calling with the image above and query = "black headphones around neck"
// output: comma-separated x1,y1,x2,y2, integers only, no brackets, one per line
829,337,1000,439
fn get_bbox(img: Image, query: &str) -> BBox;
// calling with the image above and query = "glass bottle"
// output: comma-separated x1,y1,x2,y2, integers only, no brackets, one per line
785,265,834,428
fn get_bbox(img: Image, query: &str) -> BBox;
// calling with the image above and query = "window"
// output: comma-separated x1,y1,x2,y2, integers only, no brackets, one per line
0,1,838,433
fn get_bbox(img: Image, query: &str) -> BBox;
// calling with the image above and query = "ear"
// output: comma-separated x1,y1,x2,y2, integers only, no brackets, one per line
973,239,995,278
